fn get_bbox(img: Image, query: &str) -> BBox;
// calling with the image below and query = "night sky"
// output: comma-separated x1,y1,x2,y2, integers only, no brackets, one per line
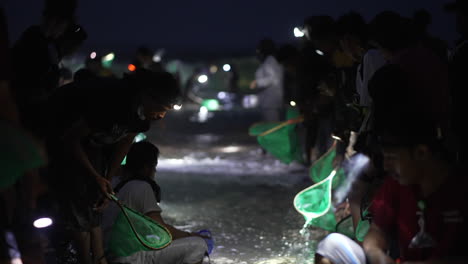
2,0,458,57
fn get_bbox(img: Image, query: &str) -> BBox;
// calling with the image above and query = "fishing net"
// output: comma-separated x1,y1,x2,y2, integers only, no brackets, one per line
108,195,172,258
248,108,303,164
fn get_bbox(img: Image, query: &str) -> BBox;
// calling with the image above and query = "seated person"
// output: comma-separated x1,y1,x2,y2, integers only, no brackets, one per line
314,65,468,264
103,141,208,264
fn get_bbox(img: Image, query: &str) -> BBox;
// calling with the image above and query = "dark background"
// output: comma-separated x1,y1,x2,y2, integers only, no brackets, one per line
3,0,457,57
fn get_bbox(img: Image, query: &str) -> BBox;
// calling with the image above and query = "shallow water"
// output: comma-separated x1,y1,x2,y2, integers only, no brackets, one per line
148,110,327,263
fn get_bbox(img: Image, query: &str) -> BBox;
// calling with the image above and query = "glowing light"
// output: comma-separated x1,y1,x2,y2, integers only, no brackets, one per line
33,217,53,228
220,146,242,153
294,27,305,38
200,106,208,114
290,101,296,107
332,135,343,141
153,54,161,62
316,49,325,56
217,92,227,100
222,64,231,72
134,133,147,143
128,64,136,72
209,65,218,73
90,52,97,59
173,104,182,110
198,74,208,84
202,99,220,111
103,52,115,62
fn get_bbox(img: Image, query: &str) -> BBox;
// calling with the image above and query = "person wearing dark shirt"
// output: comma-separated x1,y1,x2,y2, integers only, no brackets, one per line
446,0,468,163
47,69,181,264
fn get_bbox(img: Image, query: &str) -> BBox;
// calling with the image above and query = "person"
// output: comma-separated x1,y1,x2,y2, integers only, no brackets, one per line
47,69,181,264
103,141,208,264
314,65,468,264
250,38,284,122
133,46,165,73
10,0,77,137
446,0,468,162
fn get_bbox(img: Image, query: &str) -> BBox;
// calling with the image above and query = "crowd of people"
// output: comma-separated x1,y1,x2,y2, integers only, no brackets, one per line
251,1,468,264
1,0,468,263
1,0,210,264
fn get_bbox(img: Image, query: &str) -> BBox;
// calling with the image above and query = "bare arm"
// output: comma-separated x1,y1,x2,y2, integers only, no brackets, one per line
363,223,394,264
145,211,192,240
63,118,112,194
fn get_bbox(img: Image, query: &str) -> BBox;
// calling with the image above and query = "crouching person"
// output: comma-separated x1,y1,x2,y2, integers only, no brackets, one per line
103,141,208,264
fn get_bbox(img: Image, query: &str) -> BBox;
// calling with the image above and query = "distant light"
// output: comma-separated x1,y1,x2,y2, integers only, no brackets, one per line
294,27,305,38
221,146,242,153
290,101,297,107
198,74,208,84
75,27,81,33
217,92,227,100
33,217,53,229
153,54,161,62
202,99,220,111
128,64,136,72
103,52,115,62
222,64,231,72
210,65,218,73
173,104,182,110
90,52,97,59
332,135,343,141
316,49,325,56
200,106,208,114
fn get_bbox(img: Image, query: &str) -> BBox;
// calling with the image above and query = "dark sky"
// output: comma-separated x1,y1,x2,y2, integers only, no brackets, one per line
2,0,458,57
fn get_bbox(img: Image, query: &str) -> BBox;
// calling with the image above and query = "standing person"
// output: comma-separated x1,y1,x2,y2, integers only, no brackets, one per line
47,69,181,264
250,38,284,122
103,141,208,264
446,0,468,163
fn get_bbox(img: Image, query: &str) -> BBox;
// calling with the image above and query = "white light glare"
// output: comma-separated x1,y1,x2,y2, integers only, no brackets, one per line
103,52,115,61
33,217,53,228
316,49,325,56
217,92,227,100
198,75,208,84
223,64,231,72
290,101,296,107
332,135,343,141
153,55,161,62
173,104,182,110
294,27,305,38
90,52,97,59
221,146,242,153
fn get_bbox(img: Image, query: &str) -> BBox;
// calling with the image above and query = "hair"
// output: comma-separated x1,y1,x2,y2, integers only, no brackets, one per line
369,64,446,153
136,46,153,57
124,69,181,106
337,11,368,43
368,11,416,52
256,38,276,57
126,141,160,171
303,15,337,40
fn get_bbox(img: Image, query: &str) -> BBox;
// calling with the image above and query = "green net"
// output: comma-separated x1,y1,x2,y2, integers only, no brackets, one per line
108,195,172,258
0,122,45,190
248,108,303,164
294,170,337,232
309,144,345,189
336,215,355,239
355,208,371,242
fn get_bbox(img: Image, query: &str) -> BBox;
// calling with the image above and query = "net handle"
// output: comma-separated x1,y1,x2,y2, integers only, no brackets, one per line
108,194,172,250
258,116,304,137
